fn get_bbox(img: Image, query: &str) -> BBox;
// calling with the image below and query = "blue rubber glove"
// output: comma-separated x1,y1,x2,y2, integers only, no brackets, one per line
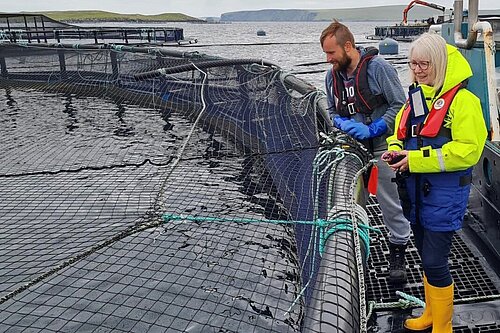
344,121,370,140
333,116,349,129
340,118,356,132
342,118,388,140
367,117,388,137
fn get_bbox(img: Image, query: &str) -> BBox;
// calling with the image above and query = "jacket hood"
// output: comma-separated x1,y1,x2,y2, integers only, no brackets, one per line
439,44,472,97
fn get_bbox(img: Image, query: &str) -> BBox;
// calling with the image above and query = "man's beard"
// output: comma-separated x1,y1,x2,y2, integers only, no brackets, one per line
334,50,352,72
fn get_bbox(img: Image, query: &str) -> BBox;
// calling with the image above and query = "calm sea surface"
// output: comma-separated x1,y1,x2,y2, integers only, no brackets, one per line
79,20,414,89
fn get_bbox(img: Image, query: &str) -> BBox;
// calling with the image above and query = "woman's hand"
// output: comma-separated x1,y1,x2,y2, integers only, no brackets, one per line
381,151,395,163
389,150,409,172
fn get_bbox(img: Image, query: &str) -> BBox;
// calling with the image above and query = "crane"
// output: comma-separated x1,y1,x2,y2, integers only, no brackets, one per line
402,0,446,25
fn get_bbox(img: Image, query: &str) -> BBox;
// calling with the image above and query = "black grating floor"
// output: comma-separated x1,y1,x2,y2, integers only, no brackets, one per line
453,324,500,332
373,306,500,333
365,196,500,332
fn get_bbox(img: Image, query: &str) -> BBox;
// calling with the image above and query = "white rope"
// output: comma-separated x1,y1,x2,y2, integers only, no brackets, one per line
350,161,375,333
154,62,209,214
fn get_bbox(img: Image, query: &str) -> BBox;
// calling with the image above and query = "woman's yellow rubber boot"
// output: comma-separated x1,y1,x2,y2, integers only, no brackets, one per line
428,282,454,333
404,276,432,331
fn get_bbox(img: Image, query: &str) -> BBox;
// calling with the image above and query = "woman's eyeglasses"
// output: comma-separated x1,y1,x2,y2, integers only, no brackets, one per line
408,61,431,70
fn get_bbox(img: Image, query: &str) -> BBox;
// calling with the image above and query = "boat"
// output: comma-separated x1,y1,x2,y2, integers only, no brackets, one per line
366,0,450,42
0,0,499,331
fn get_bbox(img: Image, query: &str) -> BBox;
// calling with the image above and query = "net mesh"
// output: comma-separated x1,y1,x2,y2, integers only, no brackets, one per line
0,43,374,332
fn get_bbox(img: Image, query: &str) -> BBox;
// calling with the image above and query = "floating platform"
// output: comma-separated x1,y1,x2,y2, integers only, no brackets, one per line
366,23,430,42
0,13,197,45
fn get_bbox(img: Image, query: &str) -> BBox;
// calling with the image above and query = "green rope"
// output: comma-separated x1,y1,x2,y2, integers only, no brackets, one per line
396,291,426,308
319,218,380,257
310,146,377,259
162,213,378,257
163,213,307,225
366,298,416,320
366,291,425,320
366,290,500,322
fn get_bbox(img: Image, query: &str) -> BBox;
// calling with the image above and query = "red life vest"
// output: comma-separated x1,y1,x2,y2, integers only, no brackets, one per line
397,83,462,140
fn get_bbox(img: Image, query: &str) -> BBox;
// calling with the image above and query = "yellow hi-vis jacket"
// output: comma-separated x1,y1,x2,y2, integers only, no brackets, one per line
387,44,487,173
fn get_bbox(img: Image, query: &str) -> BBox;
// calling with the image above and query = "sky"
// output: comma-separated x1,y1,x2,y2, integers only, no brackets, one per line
1,0,498,18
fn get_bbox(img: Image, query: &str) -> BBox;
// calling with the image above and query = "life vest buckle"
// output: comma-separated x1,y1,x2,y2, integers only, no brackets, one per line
348,103,356,115
411,124,419,137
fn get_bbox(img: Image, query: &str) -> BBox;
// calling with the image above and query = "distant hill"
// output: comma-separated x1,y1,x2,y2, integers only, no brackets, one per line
220,5,500,22
12,7,499,23
26,10,203,23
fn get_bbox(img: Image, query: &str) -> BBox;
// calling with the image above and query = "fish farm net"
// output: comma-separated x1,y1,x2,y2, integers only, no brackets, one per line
0,42,378,333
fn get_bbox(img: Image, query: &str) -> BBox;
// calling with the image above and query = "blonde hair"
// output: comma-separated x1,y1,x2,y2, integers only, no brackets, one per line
408,33,447,92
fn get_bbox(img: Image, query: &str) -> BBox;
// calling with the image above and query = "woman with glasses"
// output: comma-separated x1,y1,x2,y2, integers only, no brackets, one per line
383,32,487,332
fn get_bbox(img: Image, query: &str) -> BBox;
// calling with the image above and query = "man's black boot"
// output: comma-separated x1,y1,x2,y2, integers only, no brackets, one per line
388,242,407,283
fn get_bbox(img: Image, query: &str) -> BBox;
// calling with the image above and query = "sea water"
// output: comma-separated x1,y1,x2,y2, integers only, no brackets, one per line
78,20,414,88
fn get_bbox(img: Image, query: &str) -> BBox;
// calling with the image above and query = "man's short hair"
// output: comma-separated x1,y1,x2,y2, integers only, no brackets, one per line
320,20,355,48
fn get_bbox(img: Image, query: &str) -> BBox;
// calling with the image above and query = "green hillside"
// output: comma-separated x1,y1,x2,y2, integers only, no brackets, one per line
26,10,202,22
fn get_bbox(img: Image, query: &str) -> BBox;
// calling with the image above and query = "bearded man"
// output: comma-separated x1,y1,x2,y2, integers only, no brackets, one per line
320,20,410,283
